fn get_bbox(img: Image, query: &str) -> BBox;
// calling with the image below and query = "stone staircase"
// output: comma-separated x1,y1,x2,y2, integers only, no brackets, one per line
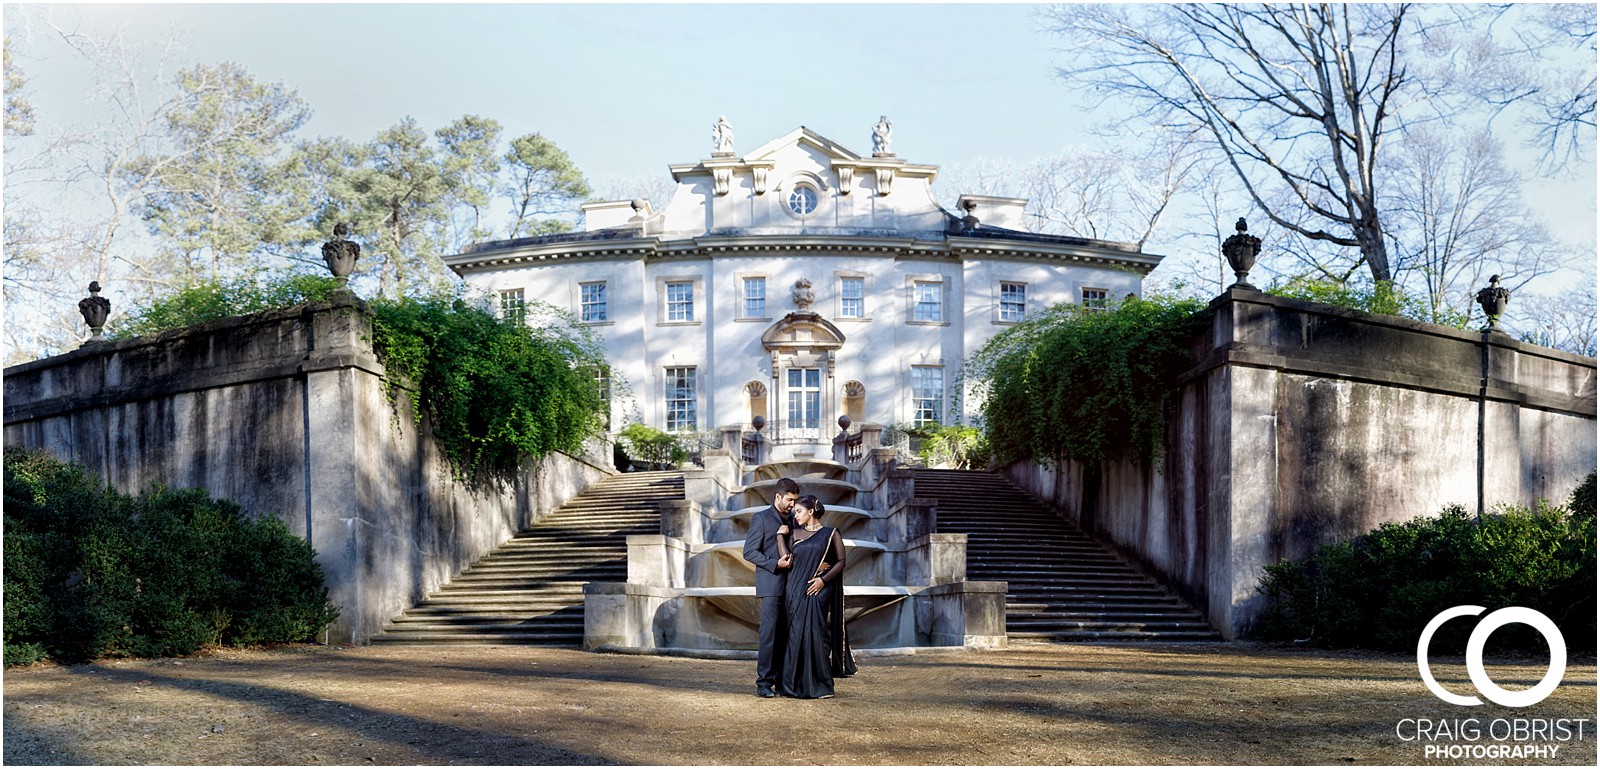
916,469,1220,642
371,471,682,646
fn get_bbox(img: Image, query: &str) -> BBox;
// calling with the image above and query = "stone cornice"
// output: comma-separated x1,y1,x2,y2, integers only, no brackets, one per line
829,157,937,176
946,236,1164,274
443,237,660,271
445,232,1164,274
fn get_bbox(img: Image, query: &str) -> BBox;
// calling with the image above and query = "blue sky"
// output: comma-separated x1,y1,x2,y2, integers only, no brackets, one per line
5,2,1595,279
10,3,1100,182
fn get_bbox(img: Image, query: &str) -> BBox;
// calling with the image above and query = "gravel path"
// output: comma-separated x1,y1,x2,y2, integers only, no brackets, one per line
4,642,1594,765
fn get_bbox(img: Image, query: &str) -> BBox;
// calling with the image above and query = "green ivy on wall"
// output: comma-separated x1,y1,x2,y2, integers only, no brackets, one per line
113,275,610,480
963,295,1207,466
368,295,607,479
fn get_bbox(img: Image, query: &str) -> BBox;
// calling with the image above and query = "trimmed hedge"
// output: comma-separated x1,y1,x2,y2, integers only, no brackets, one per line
1255,473,1597,652
3,447,339,665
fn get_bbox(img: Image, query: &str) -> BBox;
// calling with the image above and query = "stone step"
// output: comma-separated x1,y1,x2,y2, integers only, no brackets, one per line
453,568,624,579
439,577,619,590
1005,593,1184,603
370,631,583,645
1007,621,1215,634
417,588,588,602
458,554,627,566
496,537,649,548
969,568,1148,579
964,550,1133,560
457,559,624,570
447,574,625,586
917,468,1219,643
965,552,1123,562
1006,600,1189,612
401,604,583,616
981,579,1163,592
387,617,584,630
1004,586,1180,599
1007,612,1205,624
969,567,1154,580
371,470,683,647
511,519,659,528
1009,629,1222,642
964,547,1119,557
401,599,582,611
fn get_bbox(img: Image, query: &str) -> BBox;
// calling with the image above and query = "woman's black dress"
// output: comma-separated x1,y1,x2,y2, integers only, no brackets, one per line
779,526,857,698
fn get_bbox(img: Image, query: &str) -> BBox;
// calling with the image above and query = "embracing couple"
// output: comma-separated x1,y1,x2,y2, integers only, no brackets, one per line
742,477,858,699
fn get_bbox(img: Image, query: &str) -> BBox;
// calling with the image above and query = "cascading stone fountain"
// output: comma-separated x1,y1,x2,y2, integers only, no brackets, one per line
583,444,1008,653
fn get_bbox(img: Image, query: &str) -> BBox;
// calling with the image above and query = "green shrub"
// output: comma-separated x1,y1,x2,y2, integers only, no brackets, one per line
963,295,1207,466
1569,471,1596,521
3,447,339,664
616,423,686,470
1265,276,1472,329
108,273,345,339
907,423,990,469
1256,493,1596,652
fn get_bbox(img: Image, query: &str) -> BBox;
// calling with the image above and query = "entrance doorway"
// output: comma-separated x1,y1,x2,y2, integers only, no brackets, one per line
785,367,821,441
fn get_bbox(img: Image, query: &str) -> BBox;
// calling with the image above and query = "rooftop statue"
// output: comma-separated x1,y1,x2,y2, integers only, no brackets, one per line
713,115,734,155
872,115,893,156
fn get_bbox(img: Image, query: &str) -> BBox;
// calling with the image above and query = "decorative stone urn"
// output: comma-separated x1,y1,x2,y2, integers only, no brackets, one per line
78,281,111,345
1476,274,1511,330
1222,218,1262,290
321,222,361,289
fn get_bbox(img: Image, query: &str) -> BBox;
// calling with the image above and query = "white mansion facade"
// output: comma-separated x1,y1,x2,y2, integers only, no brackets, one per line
445,121,1163,459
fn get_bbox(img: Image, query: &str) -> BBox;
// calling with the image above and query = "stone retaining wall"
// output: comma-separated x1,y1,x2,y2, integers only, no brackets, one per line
1002,288,1597,639
3,296,615,643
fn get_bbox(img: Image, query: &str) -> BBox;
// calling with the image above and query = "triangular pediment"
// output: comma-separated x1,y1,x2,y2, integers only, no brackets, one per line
744,127,864,164
761,311,846,352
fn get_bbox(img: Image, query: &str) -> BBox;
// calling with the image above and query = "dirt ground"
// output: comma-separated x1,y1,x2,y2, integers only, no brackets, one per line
2,641,1594,766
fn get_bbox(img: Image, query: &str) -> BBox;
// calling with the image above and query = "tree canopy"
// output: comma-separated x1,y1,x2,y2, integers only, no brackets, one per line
1,25,594,362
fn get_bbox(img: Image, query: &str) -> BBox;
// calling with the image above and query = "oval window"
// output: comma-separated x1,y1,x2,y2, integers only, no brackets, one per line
787,185,819,216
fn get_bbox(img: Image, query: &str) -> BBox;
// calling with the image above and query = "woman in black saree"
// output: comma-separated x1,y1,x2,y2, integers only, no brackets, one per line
778,494,857,698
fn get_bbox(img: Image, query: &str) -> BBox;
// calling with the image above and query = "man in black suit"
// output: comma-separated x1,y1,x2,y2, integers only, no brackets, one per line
743,476,800,698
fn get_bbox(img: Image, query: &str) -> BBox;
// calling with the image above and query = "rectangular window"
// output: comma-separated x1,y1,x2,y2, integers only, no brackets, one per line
911,366,943,426
743,277,766,318
580,282,607,322
665,367,696,432
840,276,865,318
666,281,694,322
499,289,526,325
1082,287,1110,312
1000,282,1027,322
913,281,942,323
